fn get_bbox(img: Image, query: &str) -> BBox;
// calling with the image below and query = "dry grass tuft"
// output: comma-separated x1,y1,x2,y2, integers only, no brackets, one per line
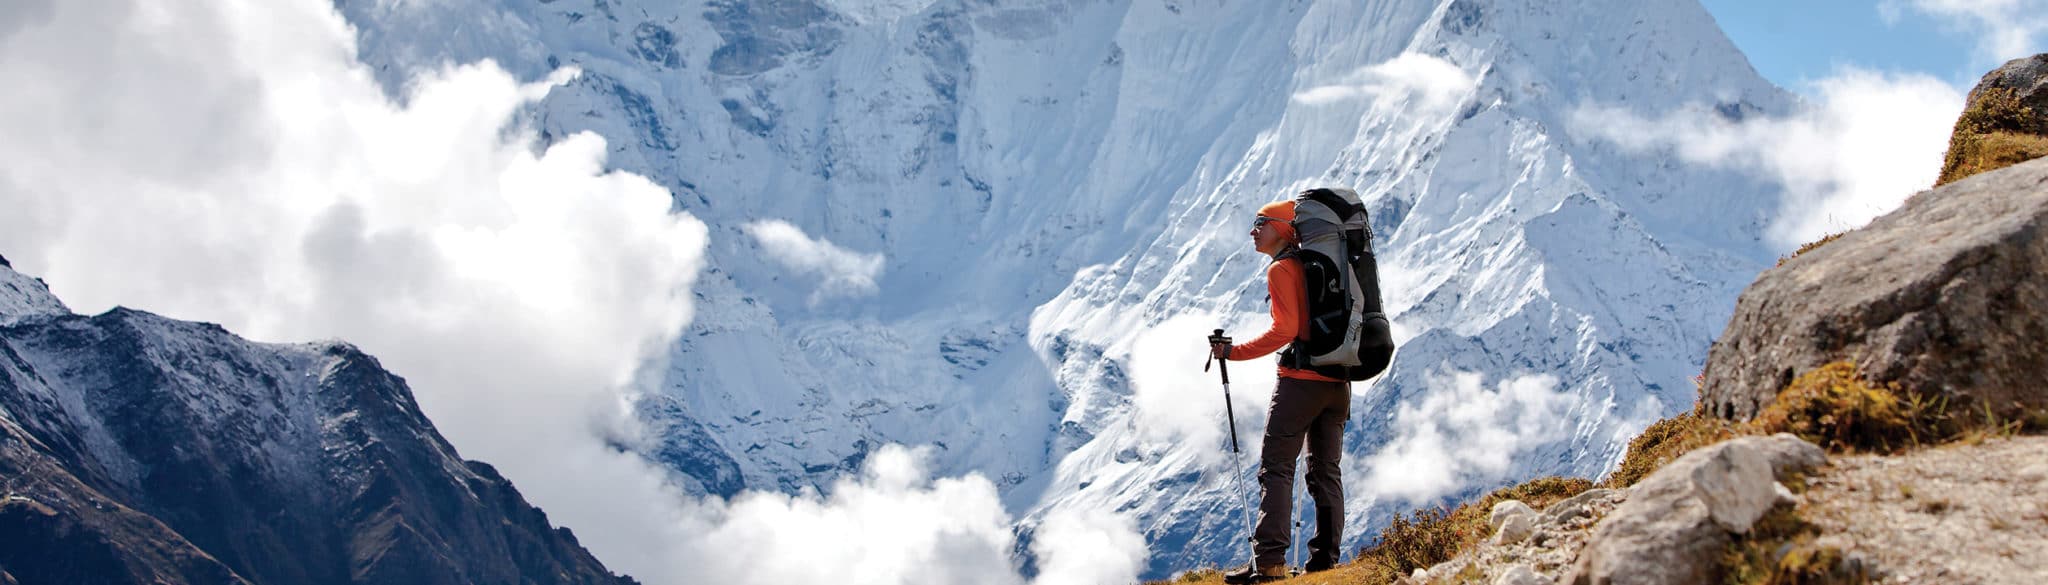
1746,361,2038,453
1358,506,1466,582
1749,363,1924,453
1720,506,1873,585
1776,232,1846,267
1942,131,2048,185
1357,477,1592,579
1600,404,1740,489
1939,87,2048,186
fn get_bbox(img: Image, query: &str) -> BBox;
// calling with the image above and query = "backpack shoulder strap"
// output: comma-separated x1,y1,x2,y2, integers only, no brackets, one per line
1272,245,1301,262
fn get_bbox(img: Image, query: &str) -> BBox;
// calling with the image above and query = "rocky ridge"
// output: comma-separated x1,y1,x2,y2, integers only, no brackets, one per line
0,261,635,585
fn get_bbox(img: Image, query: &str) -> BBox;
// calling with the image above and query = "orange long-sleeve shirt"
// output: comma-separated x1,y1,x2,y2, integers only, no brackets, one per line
1230,257,1342,382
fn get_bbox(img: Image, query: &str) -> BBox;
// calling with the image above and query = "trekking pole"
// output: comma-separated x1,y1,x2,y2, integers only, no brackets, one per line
1206,329,1256,558
1292,453,1306,574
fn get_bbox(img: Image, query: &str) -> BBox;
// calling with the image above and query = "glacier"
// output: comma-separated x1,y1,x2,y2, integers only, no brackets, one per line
331,0,1796,578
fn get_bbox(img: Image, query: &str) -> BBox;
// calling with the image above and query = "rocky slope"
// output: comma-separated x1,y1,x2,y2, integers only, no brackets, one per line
1400,435,2046,585
0,257,634,585
1802,436,2048,584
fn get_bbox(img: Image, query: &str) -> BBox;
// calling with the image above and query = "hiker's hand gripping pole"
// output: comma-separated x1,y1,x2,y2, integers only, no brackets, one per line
1209,328,1256,554
1207,329,1240,454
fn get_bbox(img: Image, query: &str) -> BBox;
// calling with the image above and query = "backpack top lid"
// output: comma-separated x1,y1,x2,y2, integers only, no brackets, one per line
1292,188,1365,244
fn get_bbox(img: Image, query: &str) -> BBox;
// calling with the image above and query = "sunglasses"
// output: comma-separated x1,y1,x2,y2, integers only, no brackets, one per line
1251,216,1283,231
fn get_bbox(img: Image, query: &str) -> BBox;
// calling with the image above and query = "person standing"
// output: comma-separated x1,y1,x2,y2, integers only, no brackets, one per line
1210,200,1351,583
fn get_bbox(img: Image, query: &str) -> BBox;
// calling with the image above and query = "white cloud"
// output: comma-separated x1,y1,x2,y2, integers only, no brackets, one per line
1569,67,1966,249
685,445,1021,585
1293,53,1477,115
1881,0,2048,64
1127,314,1280,457
1031,505,1150,585
681,445,1144,585
0,1,1146,584
1359,372,1571,503
744,219,887,304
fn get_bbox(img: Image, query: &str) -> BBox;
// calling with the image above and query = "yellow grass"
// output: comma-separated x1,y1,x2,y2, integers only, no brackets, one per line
1151,478,1591,585
1938,87,2048,186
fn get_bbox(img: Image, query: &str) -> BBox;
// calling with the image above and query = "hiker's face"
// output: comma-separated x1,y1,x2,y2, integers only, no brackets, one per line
1250,216,1285,254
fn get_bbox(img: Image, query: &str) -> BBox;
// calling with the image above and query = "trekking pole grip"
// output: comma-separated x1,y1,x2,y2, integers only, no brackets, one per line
1208,329,1231,384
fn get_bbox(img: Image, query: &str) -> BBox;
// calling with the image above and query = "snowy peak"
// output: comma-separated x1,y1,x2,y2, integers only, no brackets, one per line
0,256,70,324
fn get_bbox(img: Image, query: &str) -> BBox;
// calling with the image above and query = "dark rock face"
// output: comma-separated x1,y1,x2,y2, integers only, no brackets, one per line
636,394,745,498
0,414,251,585
0,266,637,585
632,22,684,69
1700,157,2048,421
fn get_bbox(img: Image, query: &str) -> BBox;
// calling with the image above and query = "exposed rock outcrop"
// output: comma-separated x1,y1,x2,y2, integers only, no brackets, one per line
1563,434,1825,585
1701,157,2048,422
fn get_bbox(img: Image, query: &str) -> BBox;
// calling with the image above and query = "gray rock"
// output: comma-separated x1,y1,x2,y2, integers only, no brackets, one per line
1495,564,1548,585
2018,460,2048,485
1426,560,1457,582
1773,481,1799,507
1563,437,1813,585
1701,156,2048,422
1491,499,1537,531
1493,512,1537,546
1541,488,1618,525
1750,433,1829,479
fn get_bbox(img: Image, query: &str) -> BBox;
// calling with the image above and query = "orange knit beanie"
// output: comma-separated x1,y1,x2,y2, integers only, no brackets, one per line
1257,200,1297,243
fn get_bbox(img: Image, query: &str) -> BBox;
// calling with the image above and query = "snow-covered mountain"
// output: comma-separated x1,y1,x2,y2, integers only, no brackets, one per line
335,0,1792,577
0,256,636,585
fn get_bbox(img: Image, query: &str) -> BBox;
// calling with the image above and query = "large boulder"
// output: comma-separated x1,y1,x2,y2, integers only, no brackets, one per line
1564,435,1824,585
1700,156,2048,421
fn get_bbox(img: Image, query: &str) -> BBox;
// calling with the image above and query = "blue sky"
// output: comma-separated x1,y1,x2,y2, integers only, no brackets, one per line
1702,0,2048,93
1620,0,2048,245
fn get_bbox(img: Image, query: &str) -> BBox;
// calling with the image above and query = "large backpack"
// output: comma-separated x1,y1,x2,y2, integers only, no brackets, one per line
1279,187,1395,381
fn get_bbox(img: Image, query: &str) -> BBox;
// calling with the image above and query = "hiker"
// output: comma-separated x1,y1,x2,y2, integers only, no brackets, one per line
1210,199,1352,583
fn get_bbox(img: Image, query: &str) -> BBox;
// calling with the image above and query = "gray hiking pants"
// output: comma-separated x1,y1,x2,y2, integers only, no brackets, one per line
1252,376,1349,568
